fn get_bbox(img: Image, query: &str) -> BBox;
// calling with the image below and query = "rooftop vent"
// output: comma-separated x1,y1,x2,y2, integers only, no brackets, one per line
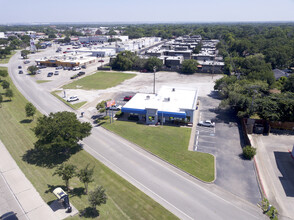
146,95,150,100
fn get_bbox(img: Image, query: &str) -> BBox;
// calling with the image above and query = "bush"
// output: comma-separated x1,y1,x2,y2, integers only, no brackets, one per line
115,110,123,118
242,145,256,159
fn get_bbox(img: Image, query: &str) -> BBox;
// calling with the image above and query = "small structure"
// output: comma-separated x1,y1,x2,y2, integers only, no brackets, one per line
53,187,72,213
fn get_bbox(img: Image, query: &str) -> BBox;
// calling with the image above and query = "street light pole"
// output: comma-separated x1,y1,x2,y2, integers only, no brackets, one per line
153,66,157,94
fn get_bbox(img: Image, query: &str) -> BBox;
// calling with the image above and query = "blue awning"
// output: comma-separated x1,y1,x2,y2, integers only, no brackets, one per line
158,111,186,118
121,107,146,115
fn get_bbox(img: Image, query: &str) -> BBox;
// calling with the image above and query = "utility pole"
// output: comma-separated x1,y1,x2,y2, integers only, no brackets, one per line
153,66,157,94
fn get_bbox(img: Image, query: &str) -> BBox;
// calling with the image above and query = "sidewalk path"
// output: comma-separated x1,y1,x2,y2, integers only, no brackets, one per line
0,140,57,220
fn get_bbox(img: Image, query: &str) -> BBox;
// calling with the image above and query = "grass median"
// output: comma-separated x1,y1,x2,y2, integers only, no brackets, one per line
0,67,177,219
63,71,136,90
103,120,215,182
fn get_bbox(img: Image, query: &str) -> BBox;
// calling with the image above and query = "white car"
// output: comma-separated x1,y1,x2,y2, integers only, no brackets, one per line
106,105,122,111
72,66,81,71
198,120,215,127
67,96,79,102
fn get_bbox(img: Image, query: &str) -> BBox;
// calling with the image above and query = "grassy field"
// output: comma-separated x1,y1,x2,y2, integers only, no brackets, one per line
0,67,177,219
63,71,136,90
0,51,16,64
103,120,215,182
51,91,87,110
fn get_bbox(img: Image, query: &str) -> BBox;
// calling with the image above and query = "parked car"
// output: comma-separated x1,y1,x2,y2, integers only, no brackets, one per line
54,71,59,75
18,70,23,74
198,120,215,127
36,70,41,74
72,66,81,71
18,65,22,69
23,60,30,64
81,65,87,69
123,96,133,101
106,105,122,111
67,96,79,102
47,72,53,77
77,71,85,76
56,66,63,70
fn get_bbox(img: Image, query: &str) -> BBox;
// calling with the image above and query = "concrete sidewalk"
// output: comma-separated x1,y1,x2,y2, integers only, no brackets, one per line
0,140,57,220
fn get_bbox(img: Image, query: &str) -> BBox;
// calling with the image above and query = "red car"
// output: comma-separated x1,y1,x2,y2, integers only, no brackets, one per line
123,96,133,101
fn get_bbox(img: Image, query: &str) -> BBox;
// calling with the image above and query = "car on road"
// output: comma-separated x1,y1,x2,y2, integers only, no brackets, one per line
47,72,53,77
18,66,22,69
106,105,122,111
54,71,59,75
67,96,79,102
18,70,23,74
23,60,30,64
198,120,215,127
123,96,133,101
77,71,85,76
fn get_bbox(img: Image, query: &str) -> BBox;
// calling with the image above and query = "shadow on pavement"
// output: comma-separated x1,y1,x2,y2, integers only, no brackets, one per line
274,151,294,197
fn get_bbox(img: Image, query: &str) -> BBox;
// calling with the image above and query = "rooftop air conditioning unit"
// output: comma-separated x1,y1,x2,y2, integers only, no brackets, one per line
146,95,150,100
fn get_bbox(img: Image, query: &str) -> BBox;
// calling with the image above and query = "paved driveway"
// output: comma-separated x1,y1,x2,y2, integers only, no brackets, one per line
196,93,262,205
250,133,294,219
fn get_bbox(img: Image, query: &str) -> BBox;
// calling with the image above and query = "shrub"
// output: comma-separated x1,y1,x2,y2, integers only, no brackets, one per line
243,145,256,159
115,110,123,118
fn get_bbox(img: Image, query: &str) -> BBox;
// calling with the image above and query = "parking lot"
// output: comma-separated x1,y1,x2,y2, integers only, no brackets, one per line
195,95,262,205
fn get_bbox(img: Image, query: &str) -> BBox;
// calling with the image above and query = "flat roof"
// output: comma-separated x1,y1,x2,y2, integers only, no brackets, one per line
122,86,198,114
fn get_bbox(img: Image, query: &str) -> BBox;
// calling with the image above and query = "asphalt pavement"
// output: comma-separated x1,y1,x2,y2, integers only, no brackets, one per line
7,51,267,219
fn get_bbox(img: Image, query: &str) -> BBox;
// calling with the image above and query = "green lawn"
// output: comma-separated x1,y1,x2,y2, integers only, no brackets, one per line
63,71,136,90
0,68,177,220
51,91,87,110
0,51,16,64
103,120,215,182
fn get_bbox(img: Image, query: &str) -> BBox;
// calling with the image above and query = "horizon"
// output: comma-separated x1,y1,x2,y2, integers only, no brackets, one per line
1,0,294,24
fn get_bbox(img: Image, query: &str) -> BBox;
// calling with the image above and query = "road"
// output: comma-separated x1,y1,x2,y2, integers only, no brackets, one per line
8,51,266,219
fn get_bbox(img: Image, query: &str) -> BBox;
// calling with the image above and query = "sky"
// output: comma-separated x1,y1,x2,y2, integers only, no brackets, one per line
1,0,294,24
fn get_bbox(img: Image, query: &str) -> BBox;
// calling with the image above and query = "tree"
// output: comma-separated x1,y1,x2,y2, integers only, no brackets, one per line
145,57,163,72
27,65,39,75
283,74,294,92
88,186,107,209
5,89,13,100
111,51,137,71
53,163,77,191
2,80,9,89
181,59,198,74
78,164,94,194
63,36,71,43
25,102,36,120
96,100,106,114
0,69,8,81
33,111,92,155
20,50,30,59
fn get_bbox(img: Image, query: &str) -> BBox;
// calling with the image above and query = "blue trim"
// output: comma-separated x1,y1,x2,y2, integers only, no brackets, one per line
121,107,146,114
158,111,186,118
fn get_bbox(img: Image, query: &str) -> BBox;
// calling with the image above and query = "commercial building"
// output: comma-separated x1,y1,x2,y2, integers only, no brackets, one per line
121,86,198,125
35,53,97,67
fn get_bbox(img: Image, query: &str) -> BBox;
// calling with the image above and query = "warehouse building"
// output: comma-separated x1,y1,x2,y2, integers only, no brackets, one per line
121,86,198,125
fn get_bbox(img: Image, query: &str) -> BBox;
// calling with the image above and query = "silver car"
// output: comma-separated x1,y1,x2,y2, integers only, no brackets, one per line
198,120,215,127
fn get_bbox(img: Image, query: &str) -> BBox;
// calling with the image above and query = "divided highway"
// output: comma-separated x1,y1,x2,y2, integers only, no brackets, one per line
8,52,266,219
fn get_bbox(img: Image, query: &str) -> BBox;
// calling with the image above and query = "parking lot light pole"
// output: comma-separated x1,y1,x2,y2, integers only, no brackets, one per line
153,66,157,94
